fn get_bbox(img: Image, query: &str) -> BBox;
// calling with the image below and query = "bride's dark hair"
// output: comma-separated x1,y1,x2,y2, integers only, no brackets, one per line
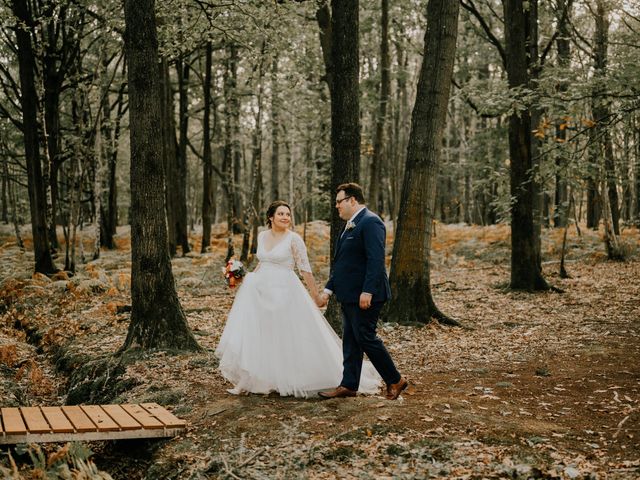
266,200,291,228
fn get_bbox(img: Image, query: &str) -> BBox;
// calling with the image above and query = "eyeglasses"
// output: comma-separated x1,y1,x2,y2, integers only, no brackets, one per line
335,196,352,206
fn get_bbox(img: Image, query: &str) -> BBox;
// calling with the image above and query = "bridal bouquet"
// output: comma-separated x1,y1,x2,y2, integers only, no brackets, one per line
223,258,246,288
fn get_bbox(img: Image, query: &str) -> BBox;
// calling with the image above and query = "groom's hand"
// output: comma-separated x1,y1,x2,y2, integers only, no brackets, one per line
316,293,329,307
359,293,372,310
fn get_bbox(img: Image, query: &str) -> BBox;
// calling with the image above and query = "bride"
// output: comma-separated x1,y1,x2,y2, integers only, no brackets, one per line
215,200,381,398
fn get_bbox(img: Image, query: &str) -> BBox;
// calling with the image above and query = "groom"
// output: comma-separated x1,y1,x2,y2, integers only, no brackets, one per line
316,183,407,400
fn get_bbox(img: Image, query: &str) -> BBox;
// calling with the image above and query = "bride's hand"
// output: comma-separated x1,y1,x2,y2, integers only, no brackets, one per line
315,293,328,308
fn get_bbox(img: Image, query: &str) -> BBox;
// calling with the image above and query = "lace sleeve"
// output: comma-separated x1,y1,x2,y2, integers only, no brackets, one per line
291,233,312,273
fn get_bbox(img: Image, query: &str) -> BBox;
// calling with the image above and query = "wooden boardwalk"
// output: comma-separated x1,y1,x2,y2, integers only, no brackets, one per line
0,403,186,444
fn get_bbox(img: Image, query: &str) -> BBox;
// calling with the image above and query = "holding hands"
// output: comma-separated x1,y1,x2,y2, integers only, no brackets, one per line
315,292,329,308
315,292,372,310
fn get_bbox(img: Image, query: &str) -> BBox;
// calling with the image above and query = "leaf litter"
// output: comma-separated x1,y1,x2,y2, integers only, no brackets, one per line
0,222,638,478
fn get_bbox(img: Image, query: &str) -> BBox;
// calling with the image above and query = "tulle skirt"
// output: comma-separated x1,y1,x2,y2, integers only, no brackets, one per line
215,263,381,398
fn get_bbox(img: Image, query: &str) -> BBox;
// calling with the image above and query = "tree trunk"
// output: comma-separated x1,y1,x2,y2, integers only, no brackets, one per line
99,57,115,250
93,112,103,260
176,57,191,254
389,31,409,226
100,65,125,250
160,58,179,256
6,162,24,249
385,0,459,325
586,175,601,229
11,0,57,275
635,117,640,226
504,0,548,291
40,4,78,253
315,2,333,95
592,0,619,235
553,0,571,228
324,0,362,334
222,43,238,260
201,42,214,253
270,55,280,202
245,42,266,260
122,0,200,351
1,155,7,224
368,0,390,216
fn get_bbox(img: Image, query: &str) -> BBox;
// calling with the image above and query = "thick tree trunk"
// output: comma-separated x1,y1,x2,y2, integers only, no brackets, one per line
385,0,459,326
324,0,362,333
201,42,214,253
11,0,57,275
123,0,200,351
504,0,548,291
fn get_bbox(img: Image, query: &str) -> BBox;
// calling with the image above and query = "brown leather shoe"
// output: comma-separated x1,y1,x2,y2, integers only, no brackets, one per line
386,377,408,400
318,386,357,399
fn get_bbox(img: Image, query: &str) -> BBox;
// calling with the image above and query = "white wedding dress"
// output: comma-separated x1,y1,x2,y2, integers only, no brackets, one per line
215,229,381,398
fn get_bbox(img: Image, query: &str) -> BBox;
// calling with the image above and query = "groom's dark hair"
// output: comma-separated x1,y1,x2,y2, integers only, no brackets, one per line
336,182,365,204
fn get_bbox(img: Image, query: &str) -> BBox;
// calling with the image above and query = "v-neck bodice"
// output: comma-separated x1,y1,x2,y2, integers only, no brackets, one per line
256,230,312,273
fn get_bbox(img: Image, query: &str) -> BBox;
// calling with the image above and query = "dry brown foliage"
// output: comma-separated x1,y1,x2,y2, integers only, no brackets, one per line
0,222,638,478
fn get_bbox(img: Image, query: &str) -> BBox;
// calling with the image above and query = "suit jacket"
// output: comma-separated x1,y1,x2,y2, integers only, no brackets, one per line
325,208,391,304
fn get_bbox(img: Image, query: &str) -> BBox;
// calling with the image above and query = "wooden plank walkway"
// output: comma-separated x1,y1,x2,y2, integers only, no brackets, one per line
0,403,186,444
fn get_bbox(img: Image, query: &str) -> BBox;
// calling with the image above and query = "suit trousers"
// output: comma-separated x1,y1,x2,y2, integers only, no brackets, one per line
340,302,401,390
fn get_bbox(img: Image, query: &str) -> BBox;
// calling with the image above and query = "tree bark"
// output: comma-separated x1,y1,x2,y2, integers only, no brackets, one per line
160,58,179,256
176,57,191,254
270,55,280,201
592,0,619,236
100,64,125,249
316,1,333,94
122,0,200,351
6,161,24,249
635,117,640,226
504,0,548,291
368,0,390,216
553,0,571,228
11,0,57,275
201,42,214,253
1,155,7,224
244,41,266,261
385,0,459,325
99,59,116,250
222,43,238,259
324,0,362,333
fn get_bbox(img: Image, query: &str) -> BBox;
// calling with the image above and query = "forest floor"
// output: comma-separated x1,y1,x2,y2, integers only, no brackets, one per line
0,221,639,479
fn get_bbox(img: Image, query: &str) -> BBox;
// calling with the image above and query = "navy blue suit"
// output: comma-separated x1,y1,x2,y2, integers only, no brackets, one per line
326,208,400,390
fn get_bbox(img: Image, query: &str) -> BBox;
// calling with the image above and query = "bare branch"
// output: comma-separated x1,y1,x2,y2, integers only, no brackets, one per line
460,0,507,67
539,0,574,66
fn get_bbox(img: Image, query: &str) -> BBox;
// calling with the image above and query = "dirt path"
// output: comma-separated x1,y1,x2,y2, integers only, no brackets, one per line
1,223,638,478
